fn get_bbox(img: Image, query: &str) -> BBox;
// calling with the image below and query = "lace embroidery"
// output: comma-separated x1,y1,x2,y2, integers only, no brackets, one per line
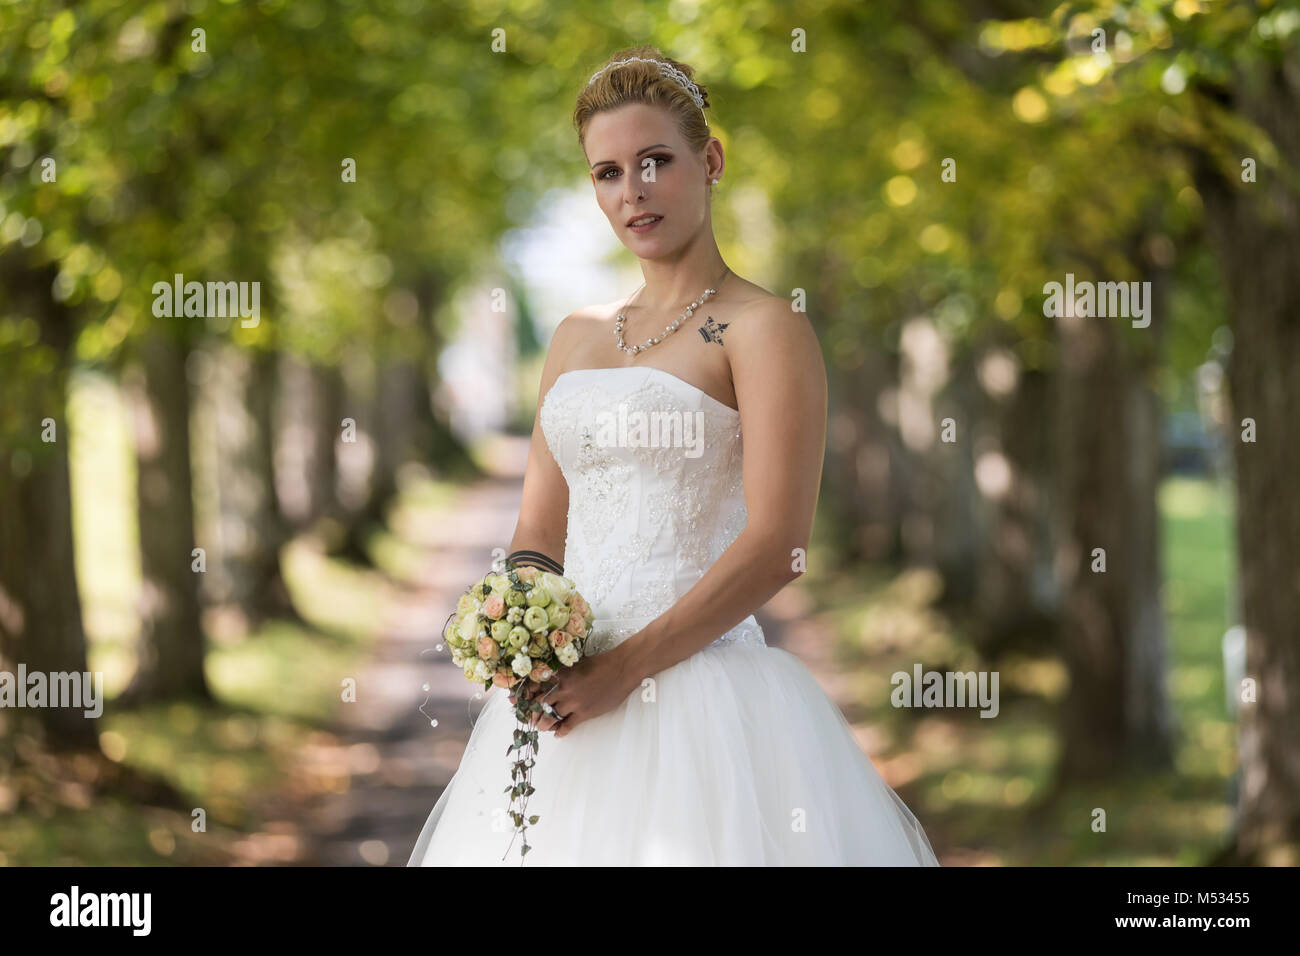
584,618,767,656
538,368,763,658
618,561,676,620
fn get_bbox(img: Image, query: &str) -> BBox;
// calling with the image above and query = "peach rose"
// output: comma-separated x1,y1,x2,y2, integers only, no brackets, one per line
549,629,571,648
476,636,501,660
569,594,590,618
482,593,506,620
492,670,519,689
515,566,540,582
563,613,587,638
529,663,554,683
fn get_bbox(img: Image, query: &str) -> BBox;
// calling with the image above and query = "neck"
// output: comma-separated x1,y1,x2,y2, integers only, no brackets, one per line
630,233,729,313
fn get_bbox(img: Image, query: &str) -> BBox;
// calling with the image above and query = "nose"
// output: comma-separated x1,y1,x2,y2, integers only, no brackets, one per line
623,170,647,204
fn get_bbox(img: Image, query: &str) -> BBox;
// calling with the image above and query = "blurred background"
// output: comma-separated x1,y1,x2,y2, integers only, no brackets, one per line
1,1,1297,866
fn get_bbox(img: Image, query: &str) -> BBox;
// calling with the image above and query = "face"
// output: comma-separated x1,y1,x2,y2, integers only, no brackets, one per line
584,103,719,255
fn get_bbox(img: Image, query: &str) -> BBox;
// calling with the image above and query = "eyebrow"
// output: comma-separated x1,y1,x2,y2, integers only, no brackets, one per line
590,144,672,170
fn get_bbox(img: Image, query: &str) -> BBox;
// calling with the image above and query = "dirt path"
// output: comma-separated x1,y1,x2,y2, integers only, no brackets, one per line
291,434,529,865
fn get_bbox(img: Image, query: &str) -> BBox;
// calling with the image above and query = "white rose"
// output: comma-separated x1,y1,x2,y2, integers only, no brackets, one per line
537,572,573,605
556,643,579,667
487,573,509,594
512,654,532,677
451,648,466,667
457,613,479,643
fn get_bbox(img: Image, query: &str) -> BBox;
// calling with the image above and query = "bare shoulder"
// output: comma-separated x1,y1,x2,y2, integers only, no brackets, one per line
546,305,605,366
553,304,606,337
726,292,820,355
723,292,825,395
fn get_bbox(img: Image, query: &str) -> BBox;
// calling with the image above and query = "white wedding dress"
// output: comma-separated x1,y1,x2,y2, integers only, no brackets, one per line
408,365,939,865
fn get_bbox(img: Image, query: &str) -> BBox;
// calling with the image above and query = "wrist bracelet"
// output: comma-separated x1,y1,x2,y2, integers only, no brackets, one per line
507,549,564,575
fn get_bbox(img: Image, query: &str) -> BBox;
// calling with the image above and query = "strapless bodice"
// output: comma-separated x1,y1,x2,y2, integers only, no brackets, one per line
539,365,765,653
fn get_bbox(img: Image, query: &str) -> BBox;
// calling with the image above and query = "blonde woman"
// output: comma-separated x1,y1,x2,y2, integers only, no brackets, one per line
409,46,938,866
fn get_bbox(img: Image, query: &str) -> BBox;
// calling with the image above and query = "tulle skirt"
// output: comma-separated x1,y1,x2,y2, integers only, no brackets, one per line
407,638,939,866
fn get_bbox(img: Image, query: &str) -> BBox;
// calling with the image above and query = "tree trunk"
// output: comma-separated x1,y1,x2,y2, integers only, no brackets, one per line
0,257,97,749
1192,59,1300,864
333,356,381,562
208,345,292,626
1053,291,1173,784
933,348,981,607
373,357,429,501
825,345,903,564
895,315,953,573
119,329,211,704
275,356,338,531
970,339,1061,659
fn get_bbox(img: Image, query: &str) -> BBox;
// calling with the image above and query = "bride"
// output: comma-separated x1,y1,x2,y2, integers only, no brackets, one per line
408,46,939,866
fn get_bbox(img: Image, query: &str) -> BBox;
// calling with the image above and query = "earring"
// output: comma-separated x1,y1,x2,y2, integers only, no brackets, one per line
710,178,719,185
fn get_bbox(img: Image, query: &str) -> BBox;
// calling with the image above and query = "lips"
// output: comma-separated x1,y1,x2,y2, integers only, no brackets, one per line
626,214,664,227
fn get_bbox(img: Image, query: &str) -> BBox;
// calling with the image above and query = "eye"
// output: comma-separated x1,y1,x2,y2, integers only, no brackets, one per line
599,155,670,180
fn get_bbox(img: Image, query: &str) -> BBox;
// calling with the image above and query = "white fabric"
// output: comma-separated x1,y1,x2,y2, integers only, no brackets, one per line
408,366,939,865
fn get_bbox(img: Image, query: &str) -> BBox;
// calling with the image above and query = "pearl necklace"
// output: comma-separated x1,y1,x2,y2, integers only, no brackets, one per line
614,267,731,355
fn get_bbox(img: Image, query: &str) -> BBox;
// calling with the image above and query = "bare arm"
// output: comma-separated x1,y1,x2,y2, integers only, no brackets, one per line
506,315,575,569
619,298,828,679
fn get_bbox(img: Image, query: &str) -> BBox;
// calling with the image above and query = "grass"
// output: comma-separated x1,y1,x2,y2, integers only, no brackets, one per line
812,474,1237,865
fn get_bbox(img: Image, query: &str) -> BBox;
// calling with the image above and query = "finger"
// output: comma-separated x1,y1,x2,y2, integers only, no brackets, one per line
538,701,561,729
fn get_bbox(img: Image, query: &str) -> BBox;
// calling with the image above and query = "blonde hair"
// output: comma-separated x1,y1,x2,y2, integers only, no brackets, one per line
573,45,712,156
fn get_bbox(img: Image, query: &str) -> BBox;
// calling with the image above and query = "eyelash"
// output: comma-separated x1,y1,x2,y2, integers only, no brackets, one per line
599,155,670,180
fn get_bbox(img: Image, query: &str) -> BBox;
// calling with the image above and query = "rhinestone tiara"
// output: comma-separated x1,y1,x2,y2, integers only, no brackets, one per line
586,56,707,114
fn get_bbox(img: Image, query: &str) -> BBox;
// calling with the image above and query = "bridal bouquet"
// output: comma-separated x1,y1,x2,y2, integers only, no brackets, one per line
442,559,593,861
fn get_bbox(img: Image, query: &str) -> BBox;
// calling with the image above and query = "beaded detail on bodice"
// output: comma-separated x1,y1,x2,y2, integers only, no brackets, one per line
539,366,765,655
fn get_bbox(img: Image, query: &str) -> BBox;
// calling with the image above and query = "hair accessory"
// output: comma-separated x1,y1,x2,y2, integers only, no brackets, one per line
587,57,707,115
